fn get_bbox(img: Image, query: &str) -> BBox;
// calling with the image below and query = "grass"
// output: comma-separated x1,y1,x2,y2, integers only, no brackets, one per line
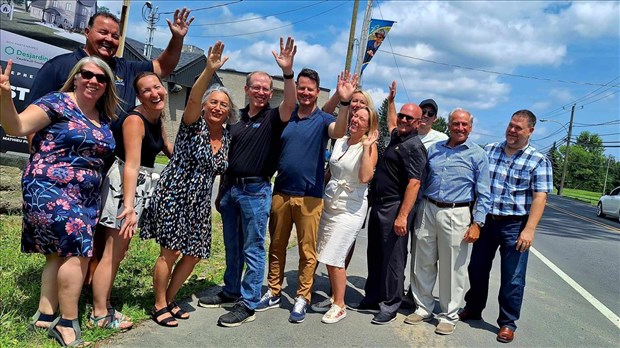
0,10,82,52
558,188,601,206
0,213,226,347
154,154,170,165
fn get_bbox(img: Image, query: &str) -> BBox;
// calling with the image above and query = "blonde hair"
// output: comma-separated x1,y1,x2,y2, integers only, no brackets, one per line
350,89,378,138
60,56,120,120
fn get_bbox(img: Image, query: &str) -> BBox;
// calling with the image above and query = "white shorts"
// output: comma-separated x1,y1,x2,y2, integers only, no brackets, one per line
99,158,159,229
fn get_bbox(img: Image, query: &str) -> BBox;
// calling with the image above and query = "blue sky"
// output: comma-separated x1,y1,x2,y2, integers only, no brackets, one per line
101,0,619,157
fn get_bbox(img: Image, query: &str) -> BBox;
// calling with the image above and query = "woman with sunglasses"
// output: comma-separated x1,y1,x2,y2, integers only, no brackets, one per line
89,71,175,330
0,57,119,346
316,97,379,323
140,41,239,327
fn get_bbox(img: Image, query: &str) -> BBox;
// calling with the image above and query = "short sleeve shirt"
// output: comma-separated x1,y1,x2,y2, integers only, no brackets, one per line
371,129,427,199
226,104,287,178
29,48,153,117
274,107,335,198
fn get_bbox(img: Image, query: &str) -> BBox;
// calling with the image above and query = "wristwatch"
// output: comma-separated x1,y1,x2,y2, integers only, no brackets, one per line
474,221,485,228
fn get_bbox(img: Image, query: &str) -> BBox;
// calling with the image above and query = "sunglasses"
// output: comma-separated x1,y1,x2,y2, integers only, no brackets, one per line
397,113,420,122
422,109,436,117
79,70,108,84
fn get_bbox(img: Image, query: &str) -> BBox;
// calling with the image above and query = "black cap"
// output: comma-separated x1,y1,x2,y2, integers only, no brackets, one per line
419,99,438,113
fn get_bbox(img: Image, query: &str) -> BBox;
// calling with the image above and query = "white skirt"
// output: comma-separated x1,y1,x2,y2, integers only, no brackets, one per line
316,183,368,267
99,158,159,230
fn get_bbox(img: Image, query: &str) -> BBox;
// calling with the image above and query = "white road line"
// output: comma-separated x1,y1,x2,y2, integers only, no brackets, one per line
530,247,620,329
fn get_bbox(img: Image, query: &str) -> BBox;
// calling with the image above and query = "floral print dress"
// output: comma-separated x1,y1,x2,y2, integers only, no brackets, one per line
140,117,229,259
21,92,115,257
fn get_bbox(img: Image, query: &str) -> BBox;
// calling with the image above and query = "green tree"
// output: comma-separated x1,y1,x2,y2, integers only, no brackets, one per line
98,6,110,13
377,98,389,139
433,116,448,135
547,141,561,189
576,131,604,156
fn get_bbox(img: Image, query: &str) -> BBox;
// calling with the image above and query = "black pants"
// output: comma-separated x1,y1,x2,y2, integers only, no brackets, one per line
364,201,413,315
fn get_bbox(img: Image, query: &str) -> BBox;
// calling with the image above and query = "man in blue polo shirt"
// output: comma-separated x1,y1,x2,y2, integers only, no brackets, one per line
459,109,553,343
29,9,193,115
256,69,354,323
196,37,298,328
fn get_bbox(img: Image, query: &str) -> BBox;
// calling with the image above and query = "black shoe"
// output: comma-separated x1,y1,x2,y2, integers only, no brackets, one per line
458,308,482,321
198,291,238,308
218,303,256,328
347,299,380,313
371,311,396,325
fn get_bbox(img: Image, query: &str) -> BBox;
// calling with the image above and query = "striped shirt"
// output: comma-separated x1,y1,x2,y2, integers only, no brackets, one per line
486,141,553,216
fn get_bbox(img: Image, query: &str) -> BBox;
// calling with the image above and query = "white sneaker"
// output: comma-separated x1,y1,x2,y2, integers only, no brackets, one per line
255,290,281,312
321,304,347,324
311,297,333,313
289,296,307,323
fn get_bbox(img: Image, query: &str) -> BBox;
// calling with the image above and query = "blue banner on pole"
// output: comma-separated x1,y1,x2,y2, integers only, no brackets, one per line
361,19,395,75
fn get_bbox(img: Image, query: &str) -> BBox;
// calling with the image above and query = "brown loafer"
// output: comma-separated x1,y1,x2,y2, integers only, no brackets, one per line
458,308,482,321
497,326,515,343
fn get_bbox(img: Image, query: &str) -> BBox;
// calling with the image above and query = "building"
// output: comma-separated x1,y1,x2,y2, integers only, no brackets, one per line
29,0,97,31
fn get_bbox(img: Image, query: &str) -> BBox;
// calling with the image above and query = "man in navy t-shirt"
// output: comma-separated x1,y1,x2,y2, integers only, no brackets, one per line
256,68,356,323
29,9,194,116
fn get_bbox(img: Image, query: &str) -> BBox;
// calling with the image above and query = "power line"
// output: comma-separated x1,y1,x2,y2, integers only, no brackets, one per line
159,1,244,15
186,2,347,38
157,1,327,27
383,51,620,87
376,2,410,101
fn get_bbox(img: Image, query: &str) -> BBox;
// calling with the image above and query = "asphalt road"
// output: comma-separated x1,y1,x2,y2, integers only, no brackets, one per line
103,194,620,347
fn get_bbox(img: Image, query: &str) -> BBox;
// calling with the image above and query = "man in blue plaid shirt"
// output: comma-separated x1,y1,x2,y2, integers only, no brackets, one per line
458,110,553,344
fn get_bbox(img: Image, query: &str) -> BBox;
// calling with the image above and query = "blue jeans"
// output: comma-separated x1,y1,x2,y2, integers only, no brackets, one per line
464,217,529,330
220,181,272,310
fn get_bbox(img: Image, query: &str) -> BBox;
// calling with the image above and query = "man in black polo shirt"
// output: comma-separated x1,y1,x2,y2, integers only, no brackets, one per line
357,82,427,325
197,37,297,327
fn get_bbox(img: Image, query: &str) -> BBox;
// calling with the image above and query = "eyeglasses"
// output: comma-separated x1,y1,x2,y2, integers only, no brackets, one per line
422,109,436,118
79,70,108,84
397,113,420,122
249,85,272,93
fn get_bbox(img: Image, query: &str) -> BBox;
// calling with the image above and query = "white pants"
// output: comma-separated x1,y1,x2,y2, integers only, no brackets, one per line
411,198,471,324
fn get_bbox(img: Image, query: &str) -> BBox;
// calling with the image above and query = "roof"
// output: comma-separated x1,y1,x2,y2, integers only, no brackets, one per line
77,0,97,7
124,37,203,72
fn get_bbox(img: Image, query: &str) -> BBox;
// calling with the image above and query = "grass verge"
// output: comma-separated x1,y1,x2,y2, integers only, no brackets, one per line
0,212,226,347
558,188,601,206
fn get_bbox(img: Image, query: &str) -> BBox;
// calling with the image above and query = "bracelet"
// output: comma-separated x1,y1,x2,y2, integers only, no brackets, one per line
339,100,351,106
283,71,295,79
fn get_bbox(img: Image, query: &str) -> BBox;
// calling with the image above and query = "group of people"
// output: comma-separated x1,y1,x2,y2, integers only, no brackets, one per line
0,8,553,347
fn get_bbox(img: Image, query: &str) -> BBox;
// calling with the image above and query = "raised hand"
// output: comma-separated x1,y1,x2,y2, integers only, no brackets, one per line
166,7,194,39
336,71,359,102
388,80,396,102
273,37,297,72
206,41,229,71
363,129,379,147
0,59,12,94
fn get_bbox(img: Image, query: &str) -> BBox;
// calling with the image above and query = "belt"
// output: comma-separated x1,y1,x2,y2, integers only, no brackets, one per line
488,214,529,222
427,197,472,209
373,194,402,204
228,176,270,185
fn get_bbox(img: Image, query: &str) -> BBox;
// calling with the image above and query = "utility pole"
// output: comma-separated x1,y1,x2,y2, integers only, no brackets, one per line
344,0,360,73
116,0,131,57
558,104,576,196
602,156,612,194
353,0,373,83
143,2,159,59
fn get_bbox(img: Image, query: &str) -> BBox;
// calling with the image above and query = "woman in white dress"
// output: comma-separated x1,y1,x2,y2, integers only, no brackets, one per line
317,106,379,323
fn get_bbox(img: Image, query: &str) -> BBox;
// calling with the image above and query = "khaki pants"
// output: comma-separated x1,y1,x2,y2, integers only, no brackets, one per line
267,192,323,303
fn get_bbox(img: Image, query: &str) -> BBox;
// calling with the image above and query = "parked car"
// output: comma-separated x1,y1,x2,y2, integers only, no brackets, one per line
597,186,620,222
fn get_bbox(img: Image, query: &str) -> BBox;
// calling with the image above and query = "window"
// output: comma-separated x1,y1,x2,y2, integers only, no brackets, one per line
610,187,620,196
65,3,72,11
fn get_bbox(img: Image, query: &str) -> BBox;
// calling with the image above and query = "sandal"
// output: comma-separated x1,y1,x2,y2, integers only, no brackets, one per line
151,306,178,327
108,307,131,323
88,313,133,331
167,301,189,320
48,317,91,347
28,310,55,331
